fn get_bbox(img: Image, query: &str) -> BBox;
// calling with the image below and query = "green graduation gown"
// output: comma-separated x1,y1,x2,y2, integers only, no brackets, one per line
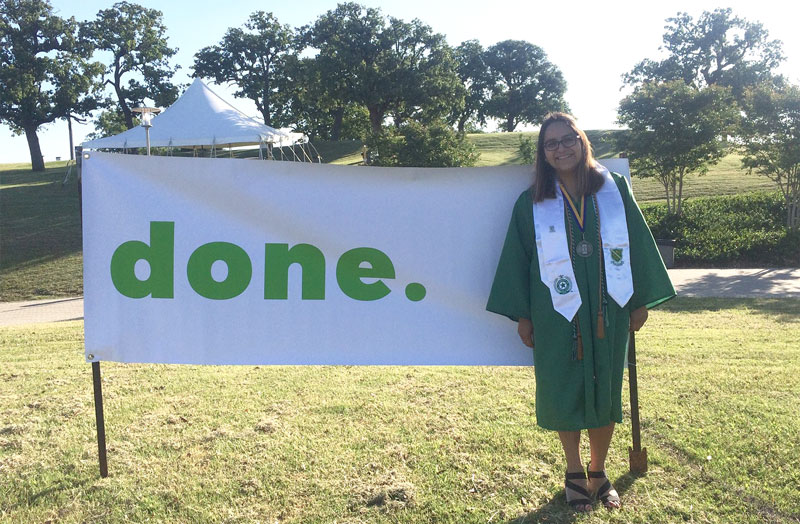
487,172,675,431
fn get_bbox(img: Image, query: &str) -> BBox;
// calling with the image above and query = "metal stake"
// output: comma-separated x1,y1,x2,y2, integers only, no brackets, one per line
628,332,648,473
92,361,109,478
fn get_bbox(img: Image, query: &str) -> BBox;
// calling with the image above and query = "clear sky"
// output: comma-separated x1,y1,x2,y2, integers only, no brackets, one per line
2,0,798,164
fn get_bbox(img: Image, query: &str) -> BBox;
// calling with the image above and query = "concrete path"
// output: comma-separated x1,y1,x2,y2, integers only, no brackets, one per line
1,268,798,327
0,296,84,327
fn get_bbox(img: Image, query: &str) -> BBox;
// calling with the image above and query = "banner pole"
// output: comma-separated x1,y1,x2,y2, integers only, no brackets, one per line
91,361,109,477
628,332,647,473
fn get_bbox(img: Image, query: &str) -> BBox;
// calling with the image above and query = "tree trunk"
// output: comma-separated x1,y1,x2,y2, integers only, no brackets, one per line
331,107,344,141
368,106,384,135
663,183,671,214
677,170,685,217
121,99,134,129
457,115,467,134
505,116,516,132
24,124,45,172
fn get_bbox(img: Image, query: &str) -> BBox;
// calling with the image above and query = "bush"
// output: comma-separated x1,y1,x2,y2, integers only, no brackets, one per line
641,192,800,267
365,122,479,167
518,135,535,164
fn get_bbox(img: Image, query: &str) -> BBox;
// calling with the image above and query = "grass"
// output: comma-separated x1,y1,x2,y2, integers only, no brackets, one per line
0,134,785,302
0,162,83,301
1,297,799,522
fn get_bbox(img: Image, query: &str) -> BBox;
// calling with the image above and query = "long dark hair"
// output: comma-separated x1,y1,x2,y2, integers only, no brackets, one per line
532,112,604,202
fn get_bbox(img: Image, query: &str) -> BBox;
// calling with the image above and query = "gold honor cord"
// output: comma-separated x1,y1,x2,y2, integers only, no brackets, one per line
560,184,586,231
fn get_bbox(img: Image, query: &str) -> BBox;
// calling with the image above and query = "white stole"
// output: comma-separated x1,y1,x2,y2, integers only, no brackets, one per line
532,165,633,321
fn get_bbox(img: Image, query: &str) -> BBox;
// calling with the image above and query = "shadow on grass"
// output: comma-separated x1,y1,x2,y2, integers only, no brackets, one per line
661,296,800,323
670,269,800,298
27,477,92,507
507,472,643,523
0,171,82,270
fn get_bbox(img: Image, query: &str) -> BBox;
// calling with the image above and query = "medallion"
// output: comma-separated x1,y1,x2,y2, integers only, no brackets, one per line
576,239,593,257
554,275,573,295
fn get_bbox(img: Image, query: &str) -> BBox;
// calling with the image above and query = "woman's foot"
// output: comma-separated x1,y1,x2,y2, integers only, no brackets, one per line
587,465,621,510
564,470,593,512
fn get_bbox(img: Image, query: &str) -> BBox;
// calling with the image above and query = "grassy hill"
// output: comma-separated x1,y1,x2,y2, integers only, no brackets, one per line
0,132,783,301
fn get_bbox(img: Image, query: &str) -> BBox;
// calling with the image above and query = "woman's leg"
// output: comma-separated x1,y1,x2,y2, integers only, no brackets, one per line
587,423,621,509
587,423,615,471
558,430,584,472
558,431,592,512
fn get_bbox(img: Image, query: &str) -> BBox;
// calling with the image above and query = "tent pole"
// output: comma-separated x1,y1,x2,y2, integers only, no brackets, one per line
301,143,313,163
308,141,323,163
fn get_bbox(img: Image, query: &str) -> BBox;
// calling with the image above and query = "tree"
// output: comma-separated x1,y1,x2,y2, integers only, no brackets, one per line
624,8,784,97
617,80,738,216
87,1,180,130
85,105,131,140
283,54,369,140
381,17,462,130
305,3,462,135
365,121,478,167
483,40,568,132
740,82,800,229
0,0,102,171
193,11,296,128
449,40,492,133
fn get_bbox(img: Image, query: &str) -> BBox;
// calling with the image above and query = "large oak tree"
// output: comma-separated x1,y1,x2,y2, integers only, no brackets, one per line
193,11,296,128
0,0,102,171
86,1,181,130
483,40,567,132
304,3,462,135
624,8,784,97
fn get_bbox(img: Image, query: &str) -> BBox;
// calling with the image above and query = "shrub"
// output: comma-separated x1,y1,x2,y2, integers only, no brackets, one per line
365,122,479,167
518,135,535,164
641,192,800,267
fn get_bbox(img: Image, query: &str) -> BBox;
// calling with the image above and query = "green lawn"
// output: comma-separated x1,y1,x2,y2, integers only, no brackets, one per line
1,298,798,523
0,134,783,302
0,162,83,301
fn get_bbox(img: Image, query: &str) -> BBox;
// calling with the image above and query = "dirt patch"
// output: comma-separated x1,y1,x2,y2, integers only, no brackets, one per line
350,469,416,512
0,424,24,435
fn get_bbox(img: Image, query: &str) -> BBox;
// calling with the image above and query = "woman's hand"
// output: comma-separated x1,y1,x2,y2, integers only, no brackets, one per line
518,318,534,348
630,306,648,332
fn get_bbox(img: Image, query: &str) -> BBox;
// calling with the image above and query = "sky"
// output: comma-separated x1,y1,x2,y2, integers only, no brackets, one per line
2,0,799,164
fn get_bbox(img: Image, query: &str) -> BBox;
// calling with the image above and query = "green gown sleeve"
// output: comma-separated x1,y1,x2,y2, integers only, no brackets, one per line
486,190,534,321
613,173,677,310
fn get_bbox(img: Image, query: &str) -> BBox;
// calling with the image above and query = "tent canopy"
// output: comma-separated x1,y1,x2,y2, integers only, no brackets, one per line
82,78,305,150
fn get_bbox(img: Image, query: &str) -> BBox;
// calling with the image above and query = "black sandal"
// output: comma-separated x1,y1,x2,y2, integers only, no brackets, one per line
587,467,621,509
564,471,593,512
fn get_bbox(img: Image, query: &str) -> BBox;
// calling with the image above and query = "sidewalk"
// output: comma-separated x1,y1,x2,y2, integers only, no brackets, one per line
1,268,798,327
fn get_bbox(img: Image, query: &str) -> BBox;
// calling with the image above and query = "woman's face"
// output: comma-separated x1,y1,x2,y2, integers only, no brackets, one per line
543,121,583,176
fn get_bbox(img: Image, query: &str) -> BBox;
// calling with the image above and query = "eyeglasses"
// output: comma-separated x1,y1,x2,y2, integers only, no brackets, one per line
543,135,580,151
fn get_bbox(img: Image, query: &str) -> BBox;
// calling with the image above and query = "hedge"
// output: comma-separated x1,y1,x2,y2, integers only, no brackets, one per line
640,192,800,267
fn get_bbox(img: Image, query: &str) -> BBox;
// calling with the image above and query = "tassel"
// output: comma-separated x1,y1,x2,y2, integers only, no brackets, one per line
577,332,584,360
597,310,605,339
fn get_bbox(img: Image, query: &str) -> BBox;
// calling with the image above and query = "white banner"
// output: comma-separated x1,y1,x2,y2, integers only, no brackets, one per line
82,152,628,366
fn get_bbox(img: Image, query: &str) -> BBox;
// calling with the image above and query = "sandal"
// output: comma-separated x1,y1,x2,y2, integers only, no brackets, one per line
564,471,593,512
587,466,621,509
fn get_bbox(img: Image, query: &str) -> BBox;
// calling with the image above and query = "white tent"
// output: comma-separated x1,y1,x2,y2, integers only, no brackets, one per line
82,78,307,155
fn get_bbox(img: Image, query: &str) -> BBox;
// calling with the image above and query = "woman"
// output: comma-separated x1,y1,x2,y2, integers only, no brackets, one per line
486,112,675,512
